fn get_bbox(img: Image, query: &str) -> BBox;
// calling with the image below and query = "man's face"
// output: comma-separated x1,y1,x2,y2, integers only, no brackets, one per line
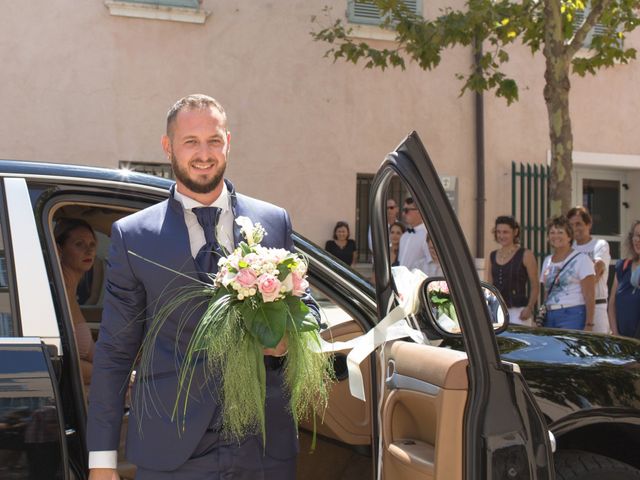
162,107,230,196
568,215,591,244
402,203,421,227
386,200,398,223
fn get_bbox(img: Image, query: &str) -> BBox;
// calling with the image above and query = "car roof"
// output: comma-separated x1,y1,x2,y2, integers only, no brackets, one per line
0,159,174,190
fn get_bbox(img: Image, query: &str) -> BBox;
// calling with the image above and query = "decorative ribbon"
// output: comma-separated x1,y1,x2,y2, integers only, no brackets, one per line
312,267,429,401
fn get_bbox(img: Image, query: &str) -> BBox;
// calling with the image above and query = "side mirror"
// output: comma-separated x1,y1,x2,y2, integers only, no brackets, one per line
420,278,509,337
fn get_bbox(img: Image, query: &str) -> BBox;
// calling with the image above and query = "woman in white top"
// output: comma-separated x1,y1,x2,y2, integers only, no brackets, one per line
539,216,596,331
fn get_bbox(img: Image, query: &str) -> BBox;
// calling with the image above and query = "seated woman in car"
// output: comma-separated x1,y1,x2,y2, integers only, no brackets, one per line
54,218,97,388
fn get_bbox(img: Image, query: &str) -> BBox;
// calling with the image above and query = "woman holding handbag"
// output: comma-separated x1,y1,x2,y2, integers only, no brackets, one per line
608,220,640,338
539,216,596,331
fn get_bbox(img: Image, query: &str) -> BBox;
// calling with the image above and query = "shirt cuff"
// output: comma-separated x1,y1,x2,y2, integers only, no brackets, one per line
88,450,118,470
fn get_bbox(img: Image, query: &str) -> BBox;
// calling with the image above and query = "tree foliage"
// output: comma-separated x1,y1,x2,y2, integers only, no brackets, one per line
312,0,639,215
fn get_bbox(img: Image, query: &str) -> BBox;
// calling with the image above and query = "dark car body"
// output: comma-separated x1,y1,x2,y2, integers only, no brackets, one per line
0,133,639,479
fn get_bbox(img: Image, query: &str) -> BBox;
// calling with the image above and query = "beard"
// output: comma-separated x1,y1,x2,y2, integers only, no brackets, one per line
170,152,226,194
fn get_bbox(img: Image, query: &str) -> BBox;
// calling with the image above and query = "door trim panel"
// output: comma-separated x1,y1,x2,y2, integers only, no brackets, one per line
386,372,441,396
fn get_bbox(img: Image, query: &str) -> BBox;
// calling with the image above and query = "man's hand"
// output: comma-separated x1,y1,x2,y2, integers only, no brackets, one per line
263,336,288,357
89,468,120,480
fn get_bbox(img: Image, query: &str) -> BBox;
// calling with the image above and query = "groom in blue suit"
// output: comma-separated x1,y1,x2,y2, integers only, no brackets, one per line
87,94,316,479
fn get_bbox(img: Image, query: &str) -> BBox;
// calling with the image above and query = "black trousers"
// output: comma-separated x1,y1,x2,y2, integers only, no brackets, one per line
135,431,296,480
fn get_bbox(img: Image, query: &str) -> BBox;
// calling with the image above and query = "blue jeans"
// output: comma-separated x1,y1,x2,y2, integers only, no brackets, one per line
545,305,586,330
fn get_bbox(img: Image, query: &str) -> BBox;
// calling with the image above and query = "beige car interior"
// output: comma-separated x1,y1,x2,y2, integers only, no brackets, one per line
296,285,376,478
381,341,468,480
298,285,470,480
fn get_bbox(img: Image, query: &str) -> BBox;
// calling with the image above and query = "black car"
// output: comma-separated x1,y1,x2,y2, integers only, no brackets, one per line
0,133,639,480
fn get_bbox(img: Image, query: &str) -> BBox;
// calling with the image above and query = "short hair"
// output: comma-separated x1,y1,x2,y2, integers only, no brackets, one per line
546,215,573,241
166,94,227,138
54,218,96,246
390,221,406,233
567,205,592,225
332,221,351,240
492,215,521,244
404,197,415,205
625,220,640,262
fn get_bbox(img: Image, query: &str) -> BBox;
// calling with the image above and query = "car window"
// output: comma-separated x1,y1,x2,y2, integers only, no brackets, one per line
310,285,354,331
0,211,17,336
49,202,136,338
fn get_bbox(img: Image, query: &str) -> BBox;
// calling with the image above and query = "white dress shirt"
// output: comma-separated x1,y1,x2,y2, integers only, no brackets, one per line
89,184,234,470
398,223,431,270
174,182,235,256
572,238,611,300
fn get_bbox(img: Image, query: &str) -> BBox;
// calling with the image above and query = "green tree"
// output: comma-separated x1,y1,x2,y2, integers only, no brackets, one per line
312,0,639,215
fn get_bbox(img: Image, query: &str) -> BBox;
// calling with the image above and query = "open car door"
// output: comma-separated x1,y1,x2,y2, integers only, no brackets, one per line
370,132,555,479
0,177,74,479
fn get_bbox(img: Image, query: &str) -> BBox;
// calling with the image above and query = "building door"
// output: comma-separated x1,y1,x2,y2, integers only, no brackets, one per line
573,167,628,260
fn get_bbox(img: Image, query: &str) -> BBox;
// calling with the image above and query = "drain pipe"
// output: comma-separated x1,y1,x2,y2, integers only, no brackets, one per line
474,34,486,259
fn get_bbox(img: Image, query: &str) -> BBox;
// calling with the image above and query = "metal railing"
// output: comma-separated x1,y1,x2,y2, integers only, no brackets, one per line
511,162,551,267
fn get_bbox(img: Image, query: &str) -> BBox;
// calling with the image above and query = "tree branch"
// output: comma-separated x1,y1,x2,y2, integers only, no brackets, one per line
567,0,615,57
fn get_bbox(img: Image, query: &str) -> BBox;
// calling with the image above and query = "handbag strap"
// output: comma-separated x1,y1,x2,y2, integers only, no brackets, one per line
544,253,581,302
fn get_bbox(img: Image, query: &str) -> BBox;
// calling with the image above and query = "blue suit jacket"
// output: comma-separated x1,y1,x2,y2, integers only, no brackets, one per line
87,182,315,471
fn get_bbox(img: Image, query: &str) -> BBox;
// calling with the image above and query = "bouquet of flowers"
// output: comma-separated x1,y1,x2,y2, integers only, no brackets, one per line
427,281,460,333
138,217,333,444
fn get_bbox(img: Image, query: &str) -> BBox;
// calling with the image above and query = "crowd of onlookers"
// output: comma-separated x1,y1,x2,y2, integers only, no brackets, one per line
487,208,640,339
325,200,640,340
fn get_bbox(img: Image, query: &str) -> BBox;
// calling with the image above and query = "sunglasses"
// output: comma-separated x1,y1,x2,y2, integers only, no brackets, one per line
402,207,418,213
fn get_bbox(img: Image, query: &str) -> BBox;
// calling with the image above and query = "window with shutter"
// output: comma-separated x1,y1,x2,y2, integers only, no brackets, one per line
572,6,620,49
347,0,422,26
123,0,199,7
104,0,207,23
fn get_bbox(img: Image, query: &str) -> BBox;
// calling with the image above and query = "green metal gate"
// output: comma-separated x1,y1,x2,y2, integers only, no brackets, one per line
511,162,551,267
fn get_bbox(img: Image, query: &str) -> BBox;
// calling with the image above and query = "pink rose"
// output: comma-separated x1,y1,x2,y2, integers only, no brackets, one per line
291,272,309,296
258,274,282,302
235,268,257,288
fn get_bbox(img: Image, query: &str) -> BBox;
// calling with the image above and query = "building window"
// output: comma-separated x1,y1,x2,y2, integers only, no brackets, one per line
123,0,200,7
347,0,422,26
104,0,208,24
119,161,174,179
572,6,620,49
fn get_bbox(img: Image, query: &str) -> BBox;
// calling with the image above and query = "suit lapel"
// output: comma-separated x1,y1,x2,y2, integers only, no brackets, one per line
163,192,200,284
232,198,245,247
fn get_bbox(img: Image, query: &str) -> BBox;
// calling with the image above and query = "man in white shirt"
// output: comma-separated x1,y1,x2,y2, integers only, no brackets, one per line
87,95,315,480
398,197,431,271
367,198,399,253
568,206,611,334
